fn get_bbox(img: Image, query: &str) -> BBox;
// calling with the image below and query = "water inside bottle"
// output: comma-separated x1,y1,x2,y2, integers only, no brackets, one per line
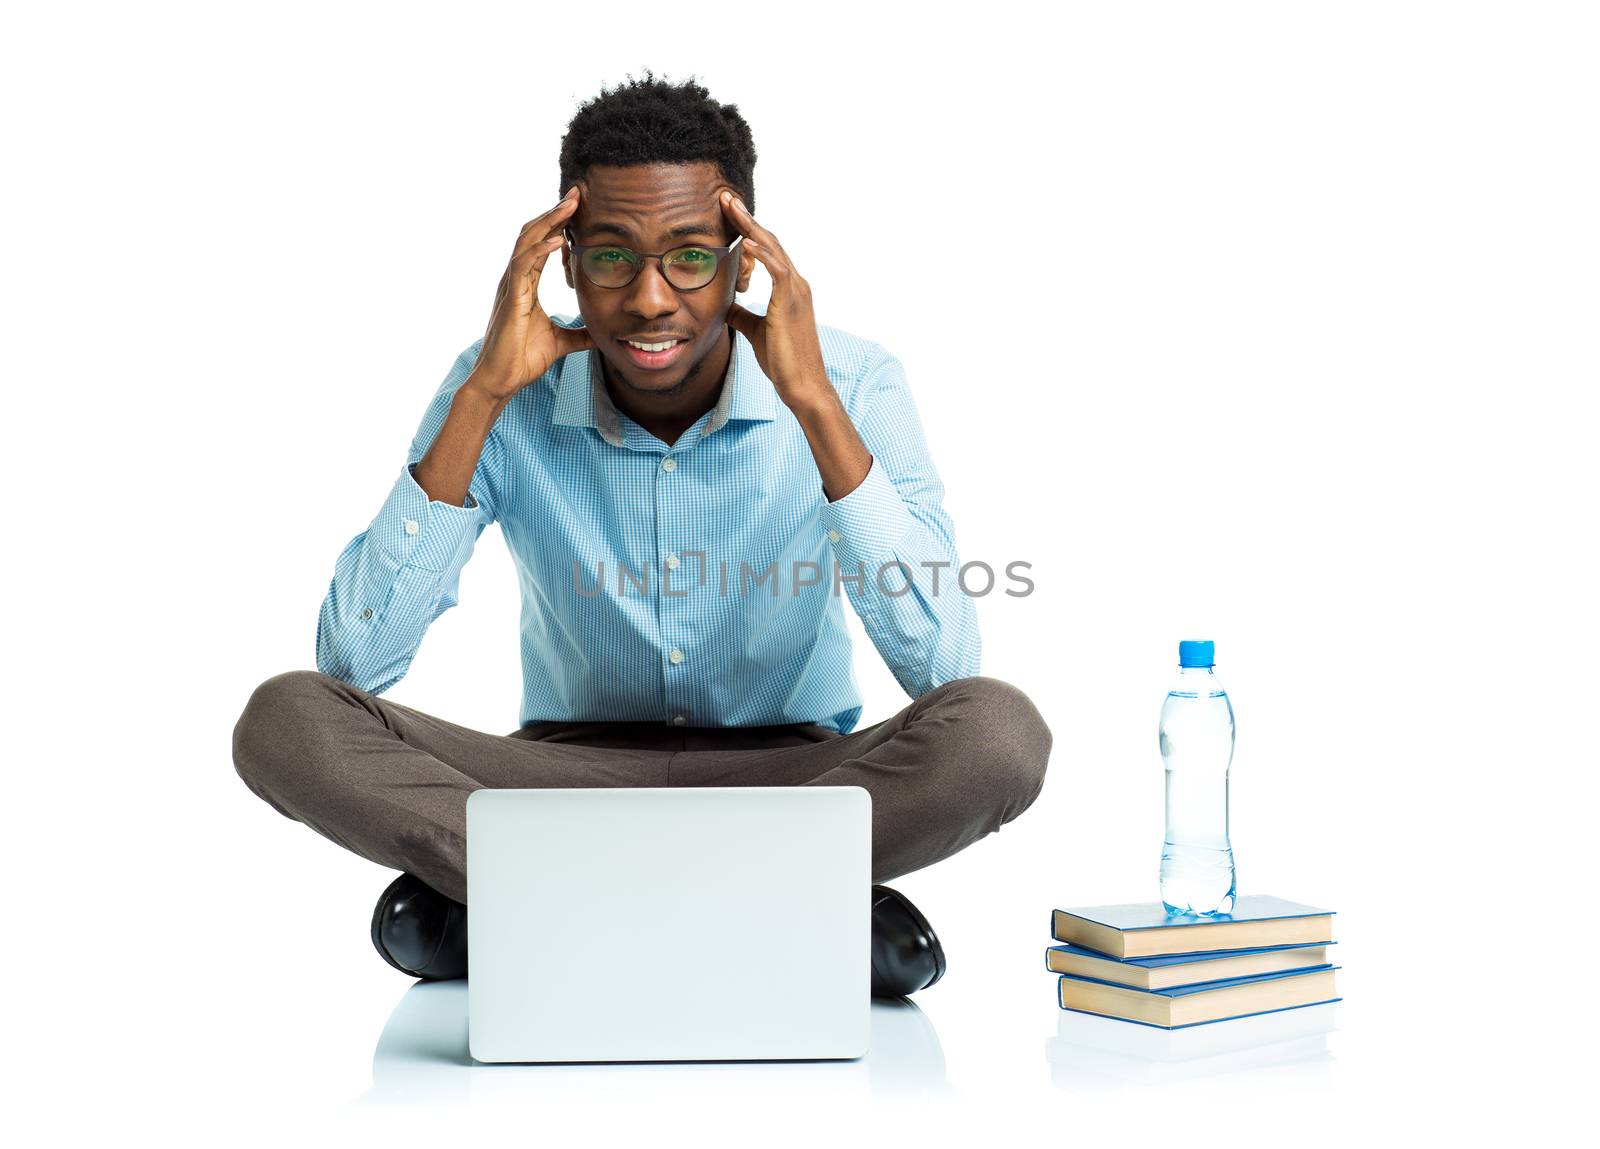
1160,682,1237,916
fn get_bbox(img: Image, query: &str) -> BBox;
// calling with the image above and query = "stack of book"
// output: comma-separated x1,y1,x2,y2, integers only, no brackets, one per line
1046,895,1340,1028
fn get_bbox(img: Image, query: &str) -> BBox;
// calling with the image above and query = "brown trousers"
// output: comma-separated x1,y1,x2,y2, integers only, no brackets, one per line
232,670,1052,905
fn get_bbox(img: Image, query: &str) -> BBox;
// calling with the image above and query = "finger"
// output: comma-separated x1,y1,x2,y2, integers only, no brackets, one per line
511,188,580,260
496,234,565,322
522,233,566,278
515,191,579,248
509,234,567,304
725,301,764,342
519,185,579,235
719,191,793,269
738,237,793,288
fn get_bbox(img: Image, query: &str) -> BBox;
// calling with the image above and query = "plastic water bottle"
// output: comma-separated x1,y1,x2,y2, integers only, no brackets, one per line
1159,640,1237,916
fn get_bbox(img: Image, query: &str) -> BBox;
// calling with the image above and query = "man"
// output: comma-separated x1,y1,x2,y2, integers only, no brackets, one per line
232,74,1051,998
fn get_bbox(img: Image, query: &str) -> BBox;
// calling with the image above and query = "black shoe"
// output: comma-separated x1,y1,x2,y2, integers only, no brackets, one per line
370,873,468,980
870,884,946,998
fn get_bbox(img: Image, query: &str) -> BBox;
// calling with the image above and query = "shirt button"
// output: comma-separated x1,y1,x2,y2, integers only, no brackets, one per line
665,554,680,570
668,648,685,665
661,457,678,473
672,715,687,726
403,519,419,536
826,529,842,543
361,608,373,620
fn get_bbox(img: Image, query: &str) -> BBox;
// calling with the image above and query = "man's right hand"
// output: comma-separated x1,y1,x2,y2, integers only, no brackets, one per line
465,186,594,403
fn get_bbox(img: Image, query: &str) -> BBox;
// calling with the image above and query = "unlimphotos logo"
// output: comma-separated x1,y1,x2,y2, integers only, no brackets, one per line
571,552,1035,599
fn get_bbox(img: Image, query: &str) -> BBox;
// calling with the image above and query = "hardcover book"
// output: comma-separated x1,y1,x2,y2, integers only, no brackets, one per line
1045,941,1333,990
1056,965,1341,1029
1050,895,1334,959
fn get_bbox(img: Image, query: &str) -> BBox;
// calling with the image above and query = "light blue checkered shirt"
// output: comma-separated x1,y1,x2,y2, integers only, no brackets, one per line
315,315,979,733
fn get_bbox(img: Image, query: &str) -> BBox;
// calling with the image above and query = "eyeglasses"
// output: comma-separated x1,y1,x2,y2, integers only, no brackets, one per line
564,228,744,291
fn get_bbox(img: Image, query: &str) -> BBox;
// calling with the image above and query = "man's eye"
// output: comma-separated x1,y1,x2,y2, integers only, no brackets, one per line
592,249,632,263
670,249,712,264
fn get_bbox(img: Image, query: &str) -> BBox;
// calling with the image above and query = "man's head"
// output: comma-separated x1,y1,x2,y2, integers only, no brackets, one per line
558,72,758,400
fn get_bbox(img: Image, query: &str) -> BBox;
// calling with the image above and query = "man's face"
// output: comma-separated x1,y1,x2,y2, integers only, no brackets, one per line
562,161,754,398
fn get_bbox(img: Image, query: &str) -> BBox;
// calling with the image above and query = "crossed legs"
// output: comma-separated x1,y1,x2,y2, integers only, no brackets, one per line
232,670,1052,905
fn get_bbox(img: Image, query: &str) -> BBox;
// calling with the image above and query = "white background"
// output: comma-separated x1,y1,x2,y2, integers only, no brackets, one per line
6,1,1596,1143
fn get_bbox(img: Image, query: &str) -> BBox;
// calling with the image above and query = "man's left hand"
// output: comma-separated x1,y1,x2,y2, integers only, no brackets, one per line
720,190,833,411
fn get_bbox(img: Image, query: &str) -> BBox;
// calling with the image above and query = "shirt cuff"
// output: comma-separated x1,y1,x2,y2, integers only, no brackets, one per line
817,455,918,569
371,462,489,573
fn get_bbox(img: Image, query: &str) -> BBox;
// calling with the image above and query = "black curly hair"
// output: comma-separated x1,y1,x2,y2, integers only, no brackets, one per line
558,70,758,213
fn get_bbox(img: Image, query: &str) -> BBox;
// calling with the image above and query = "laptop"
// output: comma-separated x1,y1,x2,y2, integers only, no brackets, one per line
466,785,871,1063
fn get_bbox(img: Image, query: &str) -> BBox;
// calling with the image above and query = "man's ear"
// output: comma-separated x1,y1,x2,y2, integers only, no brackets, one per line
735,245,754,294
561,245,574,290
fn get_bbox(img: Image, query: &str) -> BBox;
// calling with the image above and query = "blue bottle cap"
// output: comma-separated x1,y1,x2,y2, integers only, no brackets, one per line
1178,640,1215,668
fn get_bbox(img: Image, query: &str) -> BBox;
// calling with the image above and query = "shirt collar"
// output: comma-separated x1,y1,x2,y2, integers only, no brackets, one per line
550,325,779,448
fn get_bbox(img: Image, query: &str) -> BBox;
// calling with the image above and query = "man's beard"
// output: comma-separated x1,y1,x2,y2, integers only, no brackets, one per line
603,338,715,399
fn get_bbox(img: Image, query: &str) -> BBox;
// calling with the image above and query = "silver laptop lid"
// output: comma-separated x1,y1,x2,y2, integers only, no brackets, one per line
467,786,871,1063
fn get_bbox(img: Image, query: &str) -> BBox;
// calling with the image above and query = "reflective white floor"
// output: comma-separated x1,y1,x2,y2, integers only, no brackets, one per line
22,789,1589,1149
330,965,1359,1145
354,982,958,1108
19,842,1585,1147
354,980,1342,1102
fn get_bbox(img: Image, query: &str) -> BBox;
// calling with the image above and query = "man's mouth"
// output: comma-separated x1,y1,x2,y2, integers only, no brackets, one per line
619,336,690,369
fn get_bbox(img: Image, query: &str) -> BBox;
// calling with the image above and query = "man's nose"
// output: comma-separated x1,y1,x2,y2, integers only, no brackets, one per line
623,259,681,319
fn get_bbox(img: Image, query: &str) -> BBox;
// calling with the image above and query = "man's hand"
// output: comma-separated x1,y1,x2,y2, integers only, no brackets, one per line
466,187,595,404
720,190,871,501
720,190,833,412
